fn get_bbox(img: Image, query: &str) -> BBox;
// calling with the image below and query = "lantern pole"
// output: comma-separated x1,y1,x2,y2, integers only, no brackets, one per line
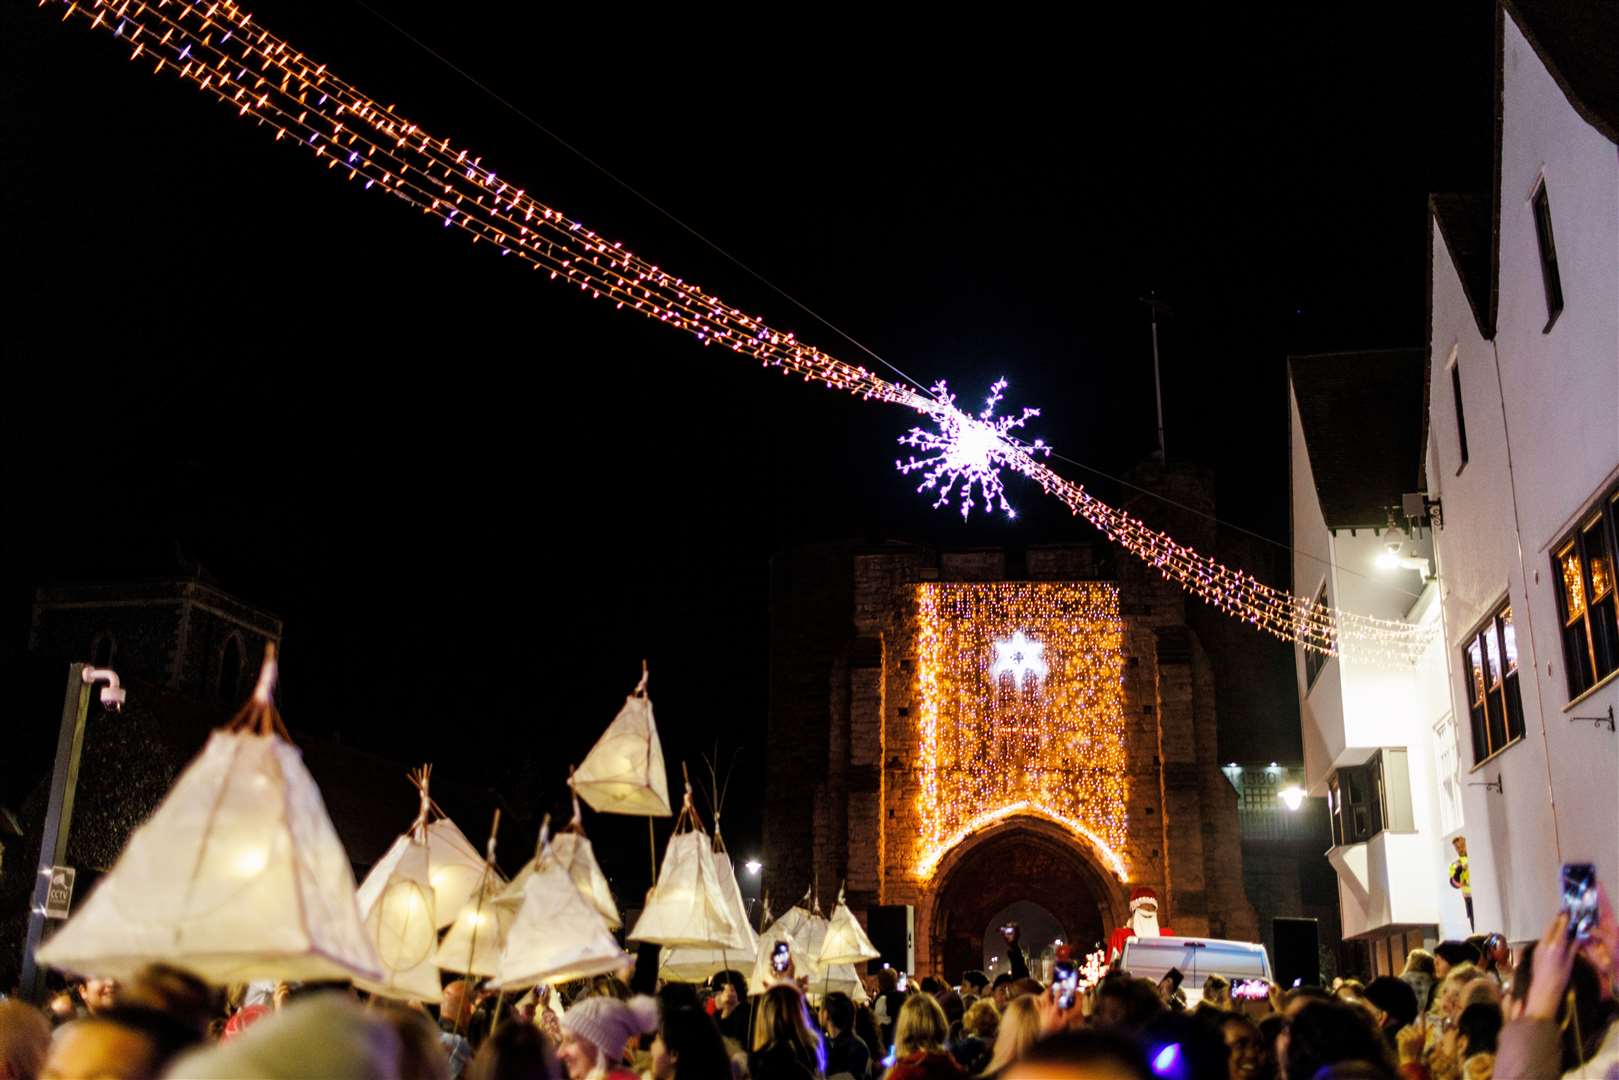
21,663,123,1003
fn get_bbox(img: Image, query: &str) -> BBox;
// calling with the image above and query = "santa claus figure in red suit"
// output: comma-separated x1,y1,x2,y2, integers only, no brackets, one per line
1108,886,1170,961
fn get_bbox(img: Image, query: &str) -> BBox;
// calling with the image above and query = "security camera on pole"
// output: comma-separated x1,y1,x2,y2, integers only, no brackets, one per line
19,663,124,1002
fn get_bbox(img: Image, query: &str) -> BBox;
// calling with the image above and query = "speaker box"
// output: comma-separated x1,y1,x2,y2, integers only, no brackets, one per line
1273,916,1321,988
865,905,915,974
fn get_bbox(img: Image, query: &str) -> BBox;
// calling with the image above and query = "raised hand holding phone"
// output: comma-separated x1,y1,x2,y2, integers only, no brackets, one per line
1526,912,1579,1021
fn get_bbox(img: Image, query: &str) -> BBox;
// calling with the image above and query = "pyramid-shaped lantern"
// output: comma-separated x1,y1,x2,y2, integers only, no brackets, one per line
573,664,671,817
356,766,488,932
758,895,869,1004
353,835,442,1003
489,833,631,989
818,886,881,967
629,787,750,950
498,789,620,929
659,832,758,983
35,647,382,984
435,813,512,978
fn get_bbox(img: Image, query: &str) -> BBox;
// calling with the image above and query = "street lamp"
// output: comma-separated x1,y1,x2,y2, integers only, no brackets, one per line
1376,527,1434,576
1278,785,1306,812
744,859,762,876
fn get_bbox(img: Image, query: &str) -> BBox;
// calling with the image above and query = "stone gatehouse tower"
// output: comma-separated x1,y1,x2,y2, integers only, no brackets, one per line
764,471,1259,977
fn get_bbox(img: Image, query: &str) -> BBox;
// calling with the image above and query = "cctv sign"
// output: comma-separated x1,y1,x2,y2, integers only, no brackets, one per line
44,866,75,919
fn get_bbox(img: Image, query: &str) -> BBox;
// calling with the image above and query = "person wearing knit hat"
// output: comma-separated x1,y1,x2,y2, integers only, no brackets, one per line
1107,885,1173,962
558,993,660,1080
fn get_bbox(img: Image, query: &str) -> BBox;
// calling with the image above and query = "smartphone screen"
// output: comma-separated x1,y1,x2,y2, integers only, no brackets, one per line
1053,959,1079,1009
1233,979,1269,1001
1562,862,1599,941
771,941,791,973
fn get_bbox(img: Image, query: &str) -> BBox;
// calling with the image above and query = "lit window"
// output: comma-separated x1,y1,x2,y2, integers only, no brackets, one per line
1552,484,1619,698
1461,600,1525,764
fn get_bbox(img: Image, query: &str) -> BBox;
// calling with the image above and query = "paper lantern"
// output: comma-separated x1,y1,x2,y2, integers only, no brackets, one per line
573,666,672,817
628,810,752,950
358,820,486,932
356,769,488,932
659,845,759,983
499,832,620,930
353,837,442,1003
488,851,631,989
435,877,514,978
35,648,381,985
817,888,881,967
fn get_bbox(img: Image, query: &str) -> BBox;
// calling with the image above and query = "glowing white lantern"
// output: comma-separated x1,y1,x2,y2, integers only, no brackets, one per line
630,830,750,949
35,649,381,984
498,830,620,930
488,850,630,989
817,887,881,967
573,667,672,817
354,837,441,1003
358,817,487,932
435,878,513,978
659,845,758,983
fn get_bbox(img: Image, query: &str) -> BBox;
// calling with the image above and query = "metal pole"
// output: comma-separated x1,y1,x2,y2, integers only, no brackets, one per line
20,663,94,1002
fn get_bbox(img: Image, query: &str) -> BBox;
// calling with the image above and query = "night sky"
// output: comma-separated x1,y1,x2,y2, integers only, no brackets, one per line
1,3,1493,889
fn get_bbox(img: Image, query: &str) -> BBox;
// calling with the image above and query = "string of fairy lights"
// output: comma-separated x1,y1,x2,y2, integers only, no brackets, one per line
46,0,1432,662
914,583,1131,880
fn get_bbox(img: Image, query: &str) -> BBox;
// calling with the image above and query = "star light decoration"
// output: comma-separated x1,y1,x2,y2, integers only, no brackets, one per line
896,379,1048,520
992,631,1048,689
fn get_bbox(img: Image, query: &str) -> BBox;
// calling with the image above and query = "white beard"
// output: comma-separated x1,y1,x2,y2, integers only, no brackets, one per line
1130,909,1160,938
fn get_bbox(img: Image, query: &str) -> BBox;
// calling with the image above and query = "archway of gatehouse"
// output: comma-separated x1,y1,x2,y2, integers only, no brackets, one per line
924,815,1126,981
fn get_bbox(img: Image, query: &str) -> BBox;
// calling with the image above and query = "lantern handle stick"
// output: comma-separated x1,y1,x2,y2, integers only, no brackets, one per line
647,817,657,887
567,767,583,832
409,764,433,841
534,813,552,862
458,807,501,1036
635,659,649,698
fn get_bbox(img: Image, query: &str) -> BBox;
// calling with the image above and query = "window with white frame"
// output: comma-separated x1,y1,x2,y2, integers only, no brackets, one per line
1431,712,1464,837
1461,600,1525,764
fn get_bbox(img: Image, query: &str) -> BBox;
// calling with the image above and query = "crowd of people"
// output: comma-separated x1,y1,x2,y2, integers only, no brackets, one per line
0,887,1613,1080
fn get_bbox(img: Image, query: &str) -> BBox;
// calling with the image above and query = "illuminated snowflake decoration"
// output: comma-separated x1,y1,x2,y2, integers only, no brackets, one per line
896,378,1048,520
992,631,1048,688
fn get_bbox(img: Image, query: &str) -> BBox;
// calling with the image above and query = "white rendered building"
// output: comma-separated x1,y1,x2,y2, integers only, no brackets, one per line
1422,0,1619,943
1289,350,1469,973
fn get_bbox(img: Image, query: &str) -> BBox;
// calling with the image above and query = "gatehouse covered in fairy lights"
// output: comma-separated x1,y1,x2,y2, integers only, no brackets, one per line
765,470,1260,977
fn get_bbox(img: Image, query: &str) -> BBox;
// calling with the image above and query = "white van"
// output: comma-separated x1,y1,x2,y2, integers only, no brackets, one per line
1118,936,1273,1006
